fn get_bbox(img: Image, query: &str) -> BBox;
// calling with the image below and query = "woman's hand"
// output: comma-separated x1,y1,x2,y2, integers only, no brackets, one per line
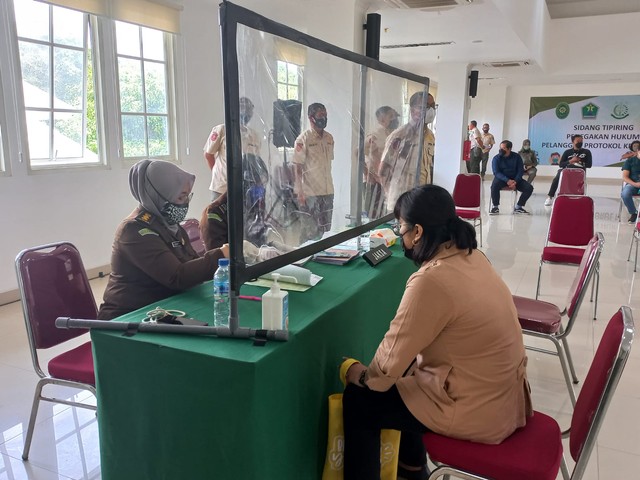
346,362,367,387
220,243,230,258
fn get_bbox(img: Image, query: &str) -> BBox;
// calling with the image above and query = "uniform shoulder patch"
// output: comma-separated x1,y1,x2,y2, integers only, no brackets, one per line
210,131,218,142
207,213,223,222
138,228,159,237
136,211,154,224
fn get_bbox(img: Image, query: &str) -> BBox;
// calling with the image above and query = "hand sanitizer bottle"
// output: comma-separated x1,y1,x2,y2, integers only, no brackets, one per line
262,273,289,330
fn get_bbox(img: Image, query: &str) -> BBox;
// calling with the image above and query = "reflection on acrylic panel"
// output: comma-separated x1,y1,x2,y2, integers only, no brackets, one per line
234,24,427,267
222,24,427,265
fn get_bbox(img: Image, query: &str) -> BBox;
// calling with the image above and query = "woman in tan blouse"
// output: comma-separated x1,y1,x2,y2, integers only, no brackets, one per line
342,185,532,480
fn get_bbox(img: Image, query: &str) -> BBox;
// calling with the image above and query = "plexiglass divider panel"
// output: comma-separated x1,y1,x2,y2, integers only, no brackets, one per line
219,2,429,295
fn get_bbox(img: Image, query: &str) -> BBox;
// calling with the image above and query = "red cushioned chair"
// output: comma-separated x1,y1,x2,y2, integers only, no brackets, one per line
535,195,599,320
452,173,482,247
627,213,640,271
515,233,603,407
424,305,634,480
557,168,586,196
15,242,98,460
180,218,206,256
617,181,640,222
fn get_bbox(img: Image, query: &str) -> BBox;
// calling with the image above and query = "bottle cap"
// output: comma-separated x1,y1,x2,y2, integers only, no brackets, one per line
218,258,229,267
271,273,281,292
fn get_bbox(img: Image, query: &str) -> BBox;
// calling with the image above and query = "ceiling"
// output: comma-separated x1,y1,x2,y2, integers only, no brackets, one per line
364,0,640,86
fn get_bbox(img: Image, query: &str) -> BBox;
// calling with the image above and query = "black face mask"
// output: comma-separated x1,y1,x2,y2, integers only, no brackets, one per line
402,241,414,261
161,202,189,225
240,113,252,125
313,117,327,129
499,149,508,156
388,118,399,130
575,142,583,149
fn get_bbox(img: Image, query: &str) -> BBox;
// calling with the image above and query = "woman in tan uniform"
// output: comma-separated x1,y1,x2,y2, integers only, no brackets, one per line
342,185,532,480
98,159,228,320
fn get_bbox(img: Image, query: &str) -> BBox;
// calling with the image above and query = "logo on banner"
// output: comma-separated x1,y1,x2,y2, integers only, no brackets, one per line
555,102,570,119
582,102,599,119
611,103,629,119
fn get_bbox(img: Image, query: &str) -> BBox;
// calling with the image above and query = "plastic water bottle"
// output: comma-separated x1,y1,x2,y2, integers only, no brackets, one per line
359,211,370,252
213,258,230,327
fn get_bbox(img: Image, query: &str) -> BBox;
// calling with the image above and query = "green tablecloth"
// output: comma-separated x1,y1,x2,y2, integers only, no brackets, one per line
91,247,416,480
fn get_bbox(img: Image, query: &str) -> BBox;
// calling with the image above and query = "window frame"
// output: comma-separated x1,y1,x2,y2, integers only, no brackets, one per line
113,20,178,164
276,59,302,102
14,1,104,170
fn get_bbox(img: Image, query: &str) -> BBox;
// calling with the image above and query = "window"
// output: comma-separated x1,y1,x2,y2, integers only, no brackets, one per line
276,60,301,101
14,0,100,167
115,21,174,160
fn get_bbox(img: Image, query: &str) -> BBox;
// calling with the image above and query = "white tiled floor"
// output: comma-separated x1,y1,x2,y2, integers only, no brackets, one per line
1,179,640,479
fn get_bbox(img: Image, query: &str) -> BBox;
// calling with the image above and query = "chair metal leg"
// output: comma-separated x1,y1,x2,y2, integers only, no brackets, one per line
561,337,579,385
636,235,639,273
535,260,543,299
551,337,578,407
478,219,482,248
560,456,571,480
22,379,45,460
428,466,485,480
593,265,600,321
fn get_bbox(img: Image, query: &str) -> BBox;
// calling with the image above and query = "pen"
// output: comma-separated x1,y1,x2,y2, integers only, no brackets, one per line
239,295,262,302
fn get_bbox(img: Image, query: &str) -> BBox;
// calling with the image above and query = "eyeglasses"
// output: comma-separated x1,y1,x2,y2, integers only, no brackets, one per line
391,223,412,236
176,192,194,205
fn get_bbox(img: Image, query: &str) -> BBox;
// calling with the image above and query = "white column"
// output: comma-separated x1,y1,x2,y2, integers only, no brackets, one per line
432,62,471,193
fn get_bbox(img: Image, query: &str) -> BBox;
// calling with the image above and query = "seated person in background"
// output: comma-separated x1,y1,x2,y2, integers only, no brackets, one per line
341,185,532,480
200,192,284,264
620,140,640,162
490,140,533,215
518,139,538,184
548,151,561,165
98,159,228,320
621,143,640,223
544,134,592,206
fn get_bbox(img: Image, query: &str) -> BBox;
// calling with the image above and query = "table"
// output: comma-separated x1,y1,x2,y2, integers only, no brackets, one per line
91,246,416,479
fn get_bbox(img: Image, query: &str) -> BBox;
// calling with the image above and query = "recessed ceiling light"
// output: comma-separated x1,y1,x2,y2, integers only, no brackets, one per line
381,41,455,49
472,40,483,43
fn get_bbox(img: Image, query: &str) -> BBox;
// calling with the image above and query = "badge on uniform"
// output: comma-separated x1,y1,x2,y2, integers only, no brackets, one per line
210,132,218,141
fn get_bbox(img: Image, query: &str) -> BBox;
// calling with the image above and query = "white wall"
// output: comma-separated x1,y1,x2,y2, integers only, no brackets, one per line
0,0,361,296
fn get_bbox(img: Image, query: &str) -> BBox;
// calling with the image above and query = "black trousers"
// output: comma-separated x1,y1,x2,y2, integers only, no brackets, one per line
490,178,533,208
342,383,429,480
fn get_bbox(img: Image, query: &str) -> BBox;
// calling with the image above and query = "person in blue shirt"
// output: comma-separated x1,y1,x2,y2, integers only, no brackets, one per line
490,140,533,215
621,141,640,223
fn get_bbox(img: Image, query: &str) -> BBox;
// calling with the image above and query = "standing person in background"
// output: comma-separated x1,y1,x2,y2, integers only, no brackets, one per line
379,92,436,211
480,123,495,180
364,106,399,219
518,139,539,184
293,102,335,242
544,134,592,206
621,144,640,223
467,120,483,174
203,97,261,201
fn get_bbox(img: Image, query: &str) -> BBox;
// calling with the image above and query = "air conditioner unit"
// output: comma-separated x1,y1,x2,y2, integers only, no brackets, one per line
384,0,473,8
481,60,531,68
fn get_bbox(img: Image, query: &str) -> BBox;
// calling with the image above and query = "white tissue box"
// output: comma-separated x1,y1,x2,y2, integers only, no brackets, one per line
370,228,397,249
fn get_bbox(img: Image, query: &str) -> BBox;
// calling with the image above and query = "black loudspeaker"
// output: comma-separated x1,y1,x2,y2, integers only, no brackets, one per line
273,99,302,148
469,70,479,98
364,13,381,60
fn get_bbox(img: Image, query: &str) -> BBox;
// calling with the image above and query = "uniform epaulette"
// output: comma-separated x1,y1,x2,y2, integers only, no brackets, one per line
136,211,155,224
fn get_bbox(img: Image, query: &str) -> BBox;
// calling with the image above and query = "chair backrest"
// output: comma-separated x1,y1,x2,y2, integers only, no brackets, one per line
180,218,206,256
569,306,634,479
558,168,586,195
564,233,604,323
547,195,594,247
452,173,481,209
15,242,97,360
